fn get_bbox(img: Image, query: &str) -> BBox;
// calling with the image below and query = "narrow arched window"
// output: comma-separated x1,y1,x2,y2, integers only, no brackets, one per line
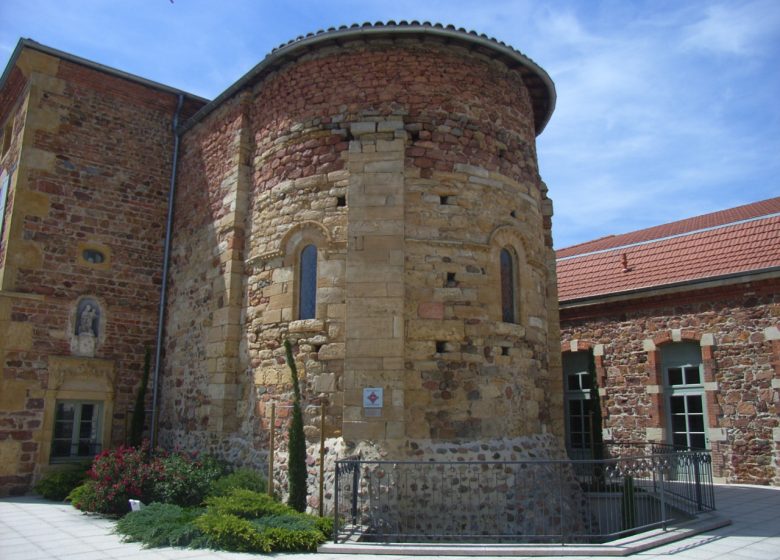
299,244,317,320
500,248,516,323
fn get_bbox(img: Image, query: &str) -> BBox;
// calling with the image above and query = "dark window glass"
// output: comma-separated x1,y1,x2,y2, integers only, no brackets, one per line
670,396,685,414
299,244,317,320
684,367,701,385
673,433,688,447
668,367,683,386
690,434,706,449
672,414,687,433
689,414,705,433
581,373,592,390
687,395,703,413
567,374,580,391
51,401,100,460
500,248,515,323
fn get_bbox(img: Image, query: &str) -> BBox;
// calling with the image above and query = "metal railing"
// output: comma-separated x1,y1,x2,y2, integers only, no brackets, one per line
333,445,714,544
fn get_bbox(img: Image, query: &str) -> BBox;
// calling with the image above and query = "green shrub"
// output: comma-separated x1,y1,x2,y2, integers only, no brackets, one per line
259,526,325,552
204,488,292,518
208,468,266,497
116,502,207,548
67,480,98,511
313,514,334,537
252,513,317,531
129,348,151,447
193,511,271,553
35,468,87,501
150,453,226,507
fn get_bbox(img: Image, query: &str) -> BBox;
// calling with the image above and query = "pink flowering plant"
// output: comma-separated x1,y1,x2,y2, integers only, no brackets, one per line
86,442,163,515
74,441,226,516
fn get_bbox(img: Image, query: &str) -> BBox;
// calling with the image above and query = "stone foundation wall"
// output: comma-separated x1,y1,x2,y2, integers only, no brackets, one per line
560,278,780,485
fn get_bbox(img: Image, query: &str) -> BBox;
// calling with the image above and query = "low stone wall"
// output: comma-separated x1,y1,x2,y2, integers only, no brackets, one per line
307,435,590,541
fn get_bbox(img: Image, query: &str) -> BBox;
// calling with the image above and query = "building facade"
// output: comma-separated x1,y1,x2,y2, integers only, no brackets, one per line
1,23,566,499
557,198,780,485
0,40,206,495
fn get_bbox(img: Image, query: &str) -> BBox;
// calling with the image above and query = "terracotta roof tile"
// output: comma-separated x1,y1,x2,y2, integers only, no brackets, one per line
556,199,780,302
557,197,780,258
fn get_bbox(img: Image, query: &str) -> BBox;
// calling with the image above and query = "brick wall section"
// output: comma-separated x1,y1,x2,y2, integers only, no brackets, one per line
0,48,204,495
560,277,780,484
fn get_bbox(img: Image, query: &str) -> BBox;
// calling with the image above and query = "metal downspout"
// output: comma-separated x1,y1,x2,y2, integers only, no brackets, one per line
150,93,184,448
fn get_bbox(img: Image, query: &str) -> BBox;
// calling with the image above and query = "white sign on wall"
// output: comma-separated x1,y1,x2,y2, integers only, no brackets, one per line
362,387,383,408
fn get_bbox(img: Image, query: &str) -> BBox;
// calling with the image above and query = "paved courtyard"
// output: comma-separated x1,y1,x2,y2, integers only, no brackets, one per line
1,484,778,559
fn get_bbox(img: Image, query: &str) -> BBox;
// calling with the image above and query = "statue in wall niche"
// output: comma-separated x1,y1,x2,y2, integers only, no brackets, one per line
78,304,97,336
72,299,101,357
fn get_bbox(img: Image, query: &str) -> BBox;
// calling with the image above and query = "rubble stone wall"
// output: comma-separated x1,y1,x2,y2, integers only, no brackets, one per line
560,277,780,485
162,36,564,493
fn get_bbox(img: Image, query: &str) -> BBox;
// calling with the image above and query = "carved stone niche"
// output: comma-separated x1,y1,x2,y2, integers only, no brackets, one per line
70,297,103,357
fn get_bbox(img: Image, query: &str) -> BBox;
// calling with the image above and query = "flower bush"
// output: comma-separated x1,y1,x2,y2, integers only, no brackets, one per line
71,443,329,553
74,442,225,515
87,443,162,515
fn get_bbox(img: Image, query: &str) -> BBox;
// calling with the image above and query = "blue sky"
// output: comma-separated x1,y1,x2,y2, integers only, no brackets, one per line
1,0,778,249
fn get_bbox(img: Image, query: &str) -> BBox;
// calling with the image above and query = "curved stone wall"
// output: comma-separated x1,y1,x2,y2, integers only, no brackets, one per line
160,26,563,493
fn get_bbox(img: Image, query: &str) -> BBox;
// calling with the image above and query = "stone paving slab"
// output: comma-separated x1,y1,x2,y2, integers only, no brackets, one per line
1,484,779,559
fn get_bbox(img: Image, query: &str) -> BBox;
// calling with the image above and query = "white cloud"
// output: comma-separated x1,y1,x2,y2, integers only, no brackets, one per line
682,0,780,56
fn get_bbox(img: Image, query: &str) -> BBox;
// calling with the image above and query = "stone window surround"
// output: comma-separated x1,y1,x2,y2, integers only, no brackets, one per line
50,399,103,462
488,226,535,329
76,241,111,270
280,221,332,323
642,330,721,444
38,356,115,474
560,340,609,439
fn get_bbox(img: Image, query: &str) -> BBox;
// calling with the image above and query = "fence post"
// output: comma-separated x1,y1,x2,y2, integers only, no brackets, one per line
693,452,703,511
559,462,566,545
268,403,275,497
319,405,325,517
658,459,668,531
334,461,340,543
351,461,360,525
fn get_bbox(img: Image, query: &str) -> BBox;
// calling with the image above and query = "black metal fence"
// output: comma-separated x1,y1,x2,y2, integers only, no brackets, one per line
333,444,714,544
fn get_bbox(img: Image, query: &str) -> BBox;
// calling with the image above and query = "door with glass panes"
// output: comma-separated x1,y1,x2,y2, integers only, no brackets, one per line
662,343,708,450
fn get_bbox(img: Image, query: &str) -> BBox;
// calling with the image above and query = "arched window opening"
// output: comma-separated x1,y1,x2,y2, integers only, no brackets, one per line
298,244,317,320
500,248,516,323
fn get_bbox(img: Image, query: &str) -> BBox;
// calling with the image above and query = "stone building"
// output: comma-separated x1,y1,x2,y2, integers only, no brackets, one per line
0,40,206,495
0,23,565,499
557,197,780,485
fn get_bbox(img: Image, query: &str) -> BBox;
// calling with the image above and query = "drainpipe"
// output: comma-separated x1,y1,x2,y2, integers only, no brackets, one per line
150,92,184,449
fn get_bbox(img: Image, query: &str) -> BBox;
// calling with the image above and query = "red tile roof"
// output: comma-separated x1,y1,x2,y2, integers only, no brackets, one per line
556,197,780,302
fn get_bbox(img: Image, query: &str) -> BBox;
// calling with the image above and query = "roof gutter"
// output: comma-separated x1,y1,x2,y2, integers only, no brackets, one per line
150,92,185,449
559,267,780,310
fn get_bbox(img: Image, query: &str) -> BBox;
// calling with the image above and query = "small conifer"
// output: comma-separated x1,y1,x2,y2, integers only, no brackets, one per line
284,339,307,512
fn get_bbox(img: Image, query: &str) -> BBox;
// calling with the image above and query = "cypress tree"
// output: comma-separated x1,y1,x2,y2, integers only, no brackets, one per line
284,339,307,512
129,347,151,447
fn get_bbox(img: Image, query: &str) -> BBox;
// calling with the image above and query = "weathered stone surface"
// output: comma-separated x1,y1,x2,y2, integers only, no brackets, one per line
561,278,780,485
